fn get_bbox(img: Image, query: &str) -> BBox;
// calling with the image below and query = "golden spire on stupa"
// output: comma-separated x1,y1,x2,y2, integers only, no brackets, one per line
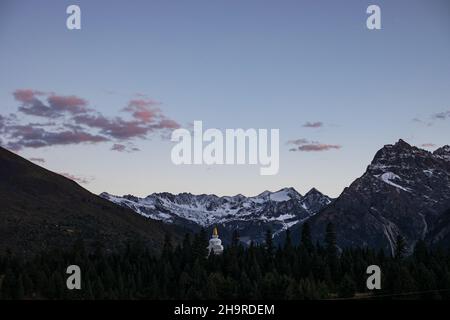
207,226,223,255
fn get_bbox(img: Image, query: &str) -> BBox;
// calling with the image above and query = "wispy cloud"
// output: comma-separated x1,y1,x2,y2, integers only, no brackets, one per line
111,143,140,153
287,138,342,152
413,109,450,126
287,138,309,145
421,143,436,148
73,114,150,140
59,172,93,185
6,125,109,150
296,144,342,152
432,110,450,120
302,121,323,128
29,157,46,163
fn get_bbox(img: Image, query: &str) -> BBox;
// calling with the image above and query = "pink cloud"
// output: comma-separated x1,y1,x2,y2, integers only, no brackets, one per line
153,119,180,129
59,172,92,184
14,89,88,118
73,114,112,129
74,115,150,139
131,109,159,122
47,95,88,114
421,143,436,148
13,89,46,103
4,89,180,150
104,120,152,139
127,98,160,109
124,99,162,123
74,108,179,140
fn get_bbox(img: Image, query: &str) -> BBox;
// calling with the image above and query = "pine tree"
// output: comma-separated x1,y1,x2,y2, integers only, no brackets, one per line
231,229,240,248
337,274,356,298
324,222,340,285
192,228,208,260
205,274,218,299
301,222,313,252
265,229,274,256
285,278,300,299
162,233,173,259
391,266,417,296
238,271,253,299
284,229,293,251
394,235,407,259
325,222,337,258
413,239,428,263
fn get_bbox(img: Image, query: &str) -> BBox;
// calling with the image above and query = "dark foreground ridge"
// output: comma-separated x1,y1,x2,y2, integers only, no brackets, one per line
0,146,181,256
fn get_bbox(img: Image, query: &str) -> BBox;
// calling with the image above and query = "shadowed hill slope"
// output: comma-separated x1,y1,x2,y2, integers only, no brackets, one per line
0,147,181,256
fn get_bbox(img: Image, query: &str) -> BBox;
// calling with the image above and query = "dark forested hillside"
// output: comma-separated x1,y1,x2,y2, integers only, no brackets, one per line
2,225,450,300
0,147,181,256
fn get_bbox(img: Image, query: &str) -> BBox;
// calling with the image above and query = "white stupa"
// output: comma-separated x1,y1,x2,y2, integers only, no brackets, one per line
207,227,224,255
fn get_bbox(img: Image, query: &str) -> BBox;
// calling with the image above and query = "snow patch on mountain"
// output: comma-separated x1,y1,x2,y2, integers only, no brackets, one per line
375,172,412,192
100,187,333,231
269,190,292,202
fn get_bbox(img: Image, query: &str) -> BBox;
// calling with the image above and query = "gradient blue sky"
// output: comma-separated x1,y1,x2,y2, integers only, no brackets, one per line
1,0,449,198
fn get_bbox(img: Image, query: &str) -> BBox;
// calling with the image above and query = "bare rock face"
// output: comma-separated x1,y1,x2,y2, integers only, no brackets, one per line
308,140,450,254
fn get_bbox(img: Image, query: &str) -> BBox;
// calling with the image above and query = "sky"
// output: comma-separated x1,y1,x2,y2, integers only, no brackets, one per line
0,0,449,198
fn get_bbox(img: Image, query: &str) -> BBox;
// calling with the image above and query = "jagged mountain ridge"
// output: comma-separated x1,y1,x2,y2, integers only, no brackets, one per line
101,187,333,244
309,139,450,253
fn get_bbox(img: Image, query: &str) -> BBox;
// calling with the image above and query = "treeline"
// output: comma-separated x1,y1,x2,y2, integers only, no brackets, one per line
1,223,450,300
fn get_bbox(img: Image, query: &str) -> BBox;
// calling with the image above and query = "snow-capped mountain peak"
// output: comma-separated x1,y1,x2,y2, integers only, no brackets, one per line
100,187,332,243
309,140,450,254
434,145,450,161
300,188,332,214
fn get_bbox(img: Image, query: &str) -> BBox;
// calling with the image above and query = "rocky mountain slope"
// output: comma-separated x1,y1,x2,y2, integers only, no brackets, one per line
309,140,450,253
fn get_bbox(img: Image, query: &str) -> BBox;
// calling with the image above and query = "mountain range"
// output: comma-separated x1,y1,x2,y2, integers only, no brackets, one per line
101,187,332,244
102,140,450,252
